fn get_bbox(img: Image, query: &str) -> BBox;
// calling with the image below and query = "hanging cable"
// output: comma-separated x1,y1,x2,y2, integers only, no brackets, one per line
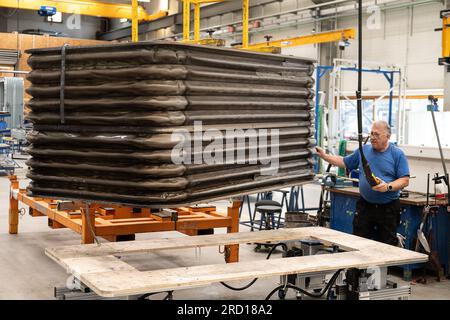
356,0,380,187
219,242,288,291
138,290,174,300
265,268,344,300
220,278,258,291
266,242,288,260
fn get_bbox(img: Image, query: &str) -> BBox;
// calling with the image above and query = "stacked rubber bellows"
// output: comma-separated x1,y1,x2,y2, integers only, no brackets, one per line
25,41,316,207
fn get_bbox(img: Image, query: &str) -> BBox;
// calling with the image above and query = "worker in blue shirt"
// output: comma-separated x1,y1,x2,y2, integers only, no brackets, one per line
316,120,410,246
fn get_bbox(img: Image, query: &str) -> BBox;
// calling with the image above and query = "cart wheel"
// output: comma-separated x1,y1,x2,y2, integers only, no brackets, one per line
254,244,261,252
278,289,287,300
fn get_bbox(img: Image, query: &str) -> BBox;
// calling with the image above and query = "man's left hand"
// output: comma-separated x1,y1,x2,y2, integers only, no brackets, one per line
372,181,388,192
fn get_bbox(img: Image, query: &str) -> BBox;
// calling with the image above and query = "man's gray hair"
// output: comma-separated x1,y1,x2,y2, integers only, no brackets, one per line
373,120,391,135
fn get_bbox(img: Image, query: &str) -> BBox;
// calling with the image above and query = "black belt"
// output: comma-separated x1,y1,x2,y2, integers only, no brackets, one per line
359,197,399,209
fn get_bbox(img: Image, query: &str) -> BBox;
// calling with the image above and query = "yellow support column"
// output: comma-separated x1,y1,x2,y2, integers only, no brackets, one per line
443,16,450,60
131,0,138,42
194,2,201,42
183,0,191,42
242,0,249,48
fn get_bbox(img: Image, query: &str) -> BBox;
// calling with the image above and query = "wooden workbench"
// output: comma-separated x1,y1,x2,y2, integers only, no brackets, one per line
329,186,448,206
46,227,427,298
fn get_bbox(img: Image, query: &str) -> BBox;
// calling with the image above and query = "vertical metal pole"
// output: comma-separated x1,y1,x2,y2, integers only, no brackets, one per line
131,0,139,42
315,67,320,144
300,186,305,213
356,0,363,152
315,67,330,173
242,0,249,48
315,67,321,173
388,72,394,128
194,2,200,42
430,106,449,183
183,0,191,42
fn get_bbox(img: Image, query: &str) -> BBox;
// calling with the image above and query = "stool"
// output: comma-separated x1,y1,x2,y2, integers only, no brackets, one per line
253,200,282,251
273,189,289,228
255,200,282,231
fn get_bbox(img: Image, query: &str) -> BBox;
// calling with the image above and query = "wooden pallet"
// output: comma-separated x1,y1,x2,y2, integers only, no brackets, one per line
8,175,240,262
45,227,428,298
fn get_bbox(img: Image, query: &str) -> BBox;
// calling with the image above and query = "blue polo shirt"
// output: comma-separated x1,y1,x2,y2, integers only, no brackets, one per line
343,143,410,204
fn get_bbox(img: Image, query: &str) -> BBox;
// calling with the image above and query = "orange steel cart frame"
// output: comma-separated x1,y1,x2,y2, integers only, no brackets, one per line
8,175,240,263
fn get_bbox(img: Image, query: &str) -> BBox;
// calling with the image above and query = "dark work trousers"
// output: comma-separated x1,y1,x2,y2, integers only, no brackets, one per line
353,197,401,246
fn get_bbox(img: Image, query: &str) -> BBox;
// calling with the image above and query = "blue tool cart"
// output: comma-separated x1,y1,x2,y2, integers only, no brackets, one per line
0,112,11,136
329,187,449,281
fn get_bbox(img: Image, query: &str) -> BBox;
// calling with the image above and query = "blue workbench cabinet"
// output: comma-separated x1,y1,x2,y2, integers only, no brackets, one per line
330,189,449,281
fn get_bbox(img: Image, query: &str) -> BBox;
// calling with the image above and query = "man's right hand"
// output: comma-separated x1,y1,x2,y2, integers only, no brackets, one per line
315,147,346,168
315,146,326,159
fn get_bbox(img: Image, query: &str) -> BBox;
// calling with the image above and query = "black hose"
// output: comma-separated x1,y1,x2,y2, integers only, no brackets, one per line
356,0,378,187
138,290,174,300
356,0,364,159
266,242,288,260
265,269,343,300
163,292,173,300
220,278,258,291
220,242,288,291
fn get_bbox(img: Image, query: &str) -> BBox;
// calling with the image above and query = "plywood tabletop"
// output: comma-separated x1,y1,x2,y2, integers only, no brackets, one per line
46,227,428,298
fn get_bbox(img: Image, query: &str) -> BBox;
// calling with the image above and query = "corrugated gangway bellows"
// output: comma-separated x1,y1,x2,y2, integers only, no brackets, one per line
25,41,316,207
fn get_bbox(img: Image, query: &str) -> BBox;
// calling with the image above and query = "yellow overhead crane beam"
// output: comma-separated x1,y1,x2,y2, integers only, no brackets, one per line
244,28,356,53
0,0,167,21
181,0,354,53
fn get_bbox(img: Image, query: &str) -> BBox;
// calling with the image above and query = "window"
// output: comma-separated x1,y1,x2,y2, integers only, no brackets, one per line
339,98,398,142
374,99,399,141
402,98,449,148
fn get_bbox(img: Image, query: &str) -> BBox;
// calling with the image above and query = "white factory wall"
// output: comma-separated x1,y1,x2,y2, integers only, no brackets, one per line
400,145,450,194
252,1,444,91
338,3,443,92
176,0,445,90
254,1,320,60
102,0,446,91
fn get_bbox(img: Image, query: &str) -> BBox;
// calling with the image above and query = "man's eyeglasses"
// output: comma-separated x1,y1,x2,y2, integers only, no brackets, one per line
370,132,385,139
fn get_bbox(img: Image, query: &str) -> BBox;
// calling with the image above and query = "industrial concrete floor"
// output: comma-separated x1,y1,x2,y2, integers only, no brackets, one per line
1,164,450,300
